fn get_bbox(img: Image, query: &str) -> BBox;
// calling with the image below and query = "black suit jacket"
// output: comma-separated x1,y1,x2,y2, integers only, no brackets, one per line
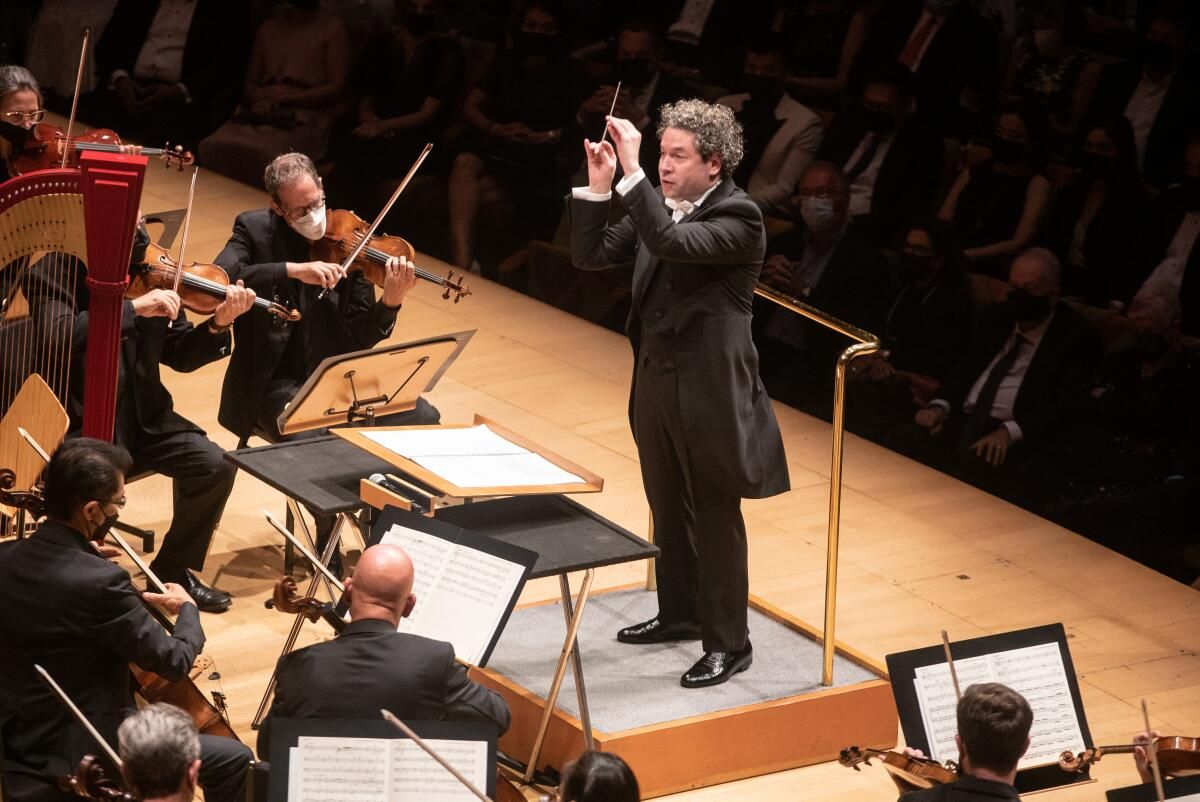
257,619,510,757
937,301,1101,448
24,257,231,439
899,775,1020,801
0,521,204,789
569,177,789,499
214,210,399,439
817,117,945,246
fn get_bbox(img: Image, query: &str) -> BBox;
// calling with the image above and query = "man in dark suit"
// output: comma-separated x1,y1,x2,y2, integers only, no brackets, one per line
25,228,256,612
256,543,510,757
816,63,945,246
897,248,1101,499
899,683,1031,801
83,0,251,149
0,438,251,802
569,100,790,688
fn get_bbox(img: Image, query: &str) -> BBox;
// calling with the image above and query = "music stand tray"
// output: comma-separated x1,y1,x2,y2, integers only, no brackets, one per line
278,330,474,436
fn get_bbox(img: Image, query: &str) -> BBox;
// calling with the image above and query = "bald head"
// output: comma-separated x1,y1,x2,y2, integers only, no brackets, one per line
1008,247,1061,294
345,544,417,626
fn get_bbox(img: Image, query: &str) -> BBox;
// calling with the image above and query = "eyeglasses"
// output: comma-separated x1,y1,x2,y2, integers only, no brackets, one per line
95,496,127,511
282,194,325,221
1,109,46,124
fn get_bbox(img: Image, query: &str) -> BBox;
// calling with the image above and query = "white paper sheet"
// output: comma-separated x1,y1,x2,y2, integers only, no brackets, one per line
288,736,488,802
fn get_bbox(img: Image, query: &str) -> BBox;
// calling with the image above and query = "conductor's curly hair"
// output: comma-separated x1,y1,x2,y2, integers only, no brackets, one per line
655,99,745,179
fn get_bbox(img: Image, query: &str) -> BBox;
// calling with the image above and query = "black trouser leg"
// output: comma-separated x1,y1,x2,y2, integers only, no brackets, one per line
197,735,252,802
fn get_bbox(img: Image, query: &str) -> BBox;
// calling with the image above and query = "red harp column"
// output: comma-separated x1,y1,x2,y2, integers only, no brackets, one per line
79,151,147,440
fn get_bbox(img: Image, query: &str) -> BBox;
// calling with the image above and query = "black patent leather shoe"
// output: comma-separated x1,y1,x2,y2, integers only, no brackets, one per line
157,568,231,613
680,642,753,688
616,617,702,644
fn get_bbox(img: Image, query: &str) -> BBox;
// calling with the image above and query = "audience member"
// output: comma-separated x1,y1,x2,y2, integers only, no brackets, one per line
940,102,1053,277
660,0,777,88
198,1,352,186
1043,116,1149,304
1094,6,1200,190
326,0,464,218
558,751,640,802
892,248,1101,501
847,218,972,441
446,0,584,273
118,704,201,802
776,0,870,108
84,0,250,150
1003,0,1102,145
816,62,945,246
718,35,824,218
755,161,892,413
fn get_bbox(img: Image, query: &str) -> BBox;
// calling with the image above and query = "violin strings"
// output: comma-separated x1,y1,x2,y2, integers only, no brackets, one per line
349,234,445,285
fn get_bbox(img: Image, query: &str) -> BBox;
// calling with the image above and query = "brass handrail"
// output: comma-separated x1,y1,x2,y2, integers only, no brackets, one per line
754,283,882,685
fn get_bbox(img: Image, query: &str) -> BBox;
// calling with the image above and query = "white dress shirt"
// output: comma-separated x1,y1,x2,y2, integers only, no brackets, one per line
844,133,893,217
131,0,197,84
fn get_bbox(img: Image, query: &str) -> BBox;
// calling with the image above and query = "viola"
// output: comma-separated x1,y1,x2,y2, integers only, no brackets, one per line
59,755,137,801
8,123,193,176
311,208,471,302
839,746,959,792
266,575,347,633
1060,736,1200,777
129,241,300,323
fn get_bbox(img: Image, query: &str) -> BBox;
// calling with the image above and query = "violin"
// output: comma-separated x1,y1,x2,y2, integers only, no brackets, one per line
266,575,347,633
8,123,193,176
59,755,137,801
1059,736,1200,777
311,208,471,303
129,241,300,323
839,746,959,792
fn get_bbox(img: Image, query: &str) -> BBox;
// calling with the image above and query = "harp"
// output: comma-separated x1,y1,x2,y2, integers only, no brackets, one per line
0,153,147,531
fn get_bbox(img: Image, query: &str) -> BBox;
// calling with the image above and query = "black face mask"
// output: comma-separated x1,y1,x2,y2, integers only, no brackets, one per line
400,9,436,37
88,507,119,542
1180,176,1200,209
617,57,653,88
991,137,1026,165
1080,152,1115,178
0,120,28,147
1007,287,1051,321
900,252,937,283
1140,39,1176,70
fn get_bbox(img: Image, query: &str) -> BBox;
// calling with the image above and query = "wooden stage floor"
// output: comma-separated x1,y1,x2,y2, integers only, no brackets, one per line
107,161,1200,800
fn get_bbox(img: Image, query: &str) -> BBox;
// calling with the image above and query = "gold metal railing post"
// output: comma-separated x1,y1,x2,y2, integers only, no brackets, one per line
753,285,880,686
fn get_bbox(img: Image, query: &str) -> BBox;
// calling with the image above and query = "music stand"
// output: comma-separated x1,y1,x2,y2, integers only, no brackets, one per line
278,330,473,435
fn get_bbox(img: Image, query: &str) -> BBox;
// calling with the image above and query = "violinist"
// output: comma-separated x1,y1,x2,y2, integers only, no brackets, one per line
256,544,510,758
0,65,44,179
900,683,1032,801
0,439,252,802
23,221,256,613
214,151,440,576
118,704,202,802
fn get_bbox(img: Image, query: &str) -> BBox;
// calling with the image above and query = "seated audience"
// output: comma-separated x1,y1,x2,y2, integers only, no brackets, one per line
559,751,641,802
199,1,352,186
446,0,584,273
847,218,972,441
718,35,824,218
1043,116,1150,304
1094,6,1200,190
1003,0,1102,145
755,161,892,413
899,683,1033,801
257,543,510,757
940,102,1053,278
891,247,1101,502
776,0,870,108
118,704,202,802
84,0,250,150
816,63,945,246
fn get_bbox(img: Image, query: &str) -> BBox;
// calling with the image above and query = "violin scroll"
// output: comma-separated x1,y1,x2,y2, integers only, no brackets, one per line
59,755,136,801
1058,748,1096,773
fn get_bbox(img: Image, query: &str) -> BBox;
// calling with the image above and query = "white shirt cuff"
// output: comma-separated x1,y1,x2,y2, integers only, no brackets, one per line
571,187,611,202
615,168,646,196
1002,420,1023,443
929,399,950,414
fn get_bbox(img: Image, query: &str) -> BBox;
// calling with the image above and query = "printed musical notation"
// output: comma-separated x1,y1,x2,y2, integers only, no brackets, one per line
288,736,487,802
913,642,1086,770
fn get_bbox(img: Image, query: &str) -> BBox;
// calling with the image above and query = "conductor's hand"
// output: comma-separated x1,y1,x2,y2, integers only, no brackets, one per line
606,116,642,176
211,279,256,328
915,406,946,435
132,289,181,319
583,138,616,194
381,255,416,308
143,582,196,614
287,260,346,290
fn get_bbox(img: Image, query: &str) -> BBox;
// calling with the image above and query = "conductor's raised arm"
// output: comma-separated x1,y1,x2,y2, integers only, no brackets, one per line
568,136,638,270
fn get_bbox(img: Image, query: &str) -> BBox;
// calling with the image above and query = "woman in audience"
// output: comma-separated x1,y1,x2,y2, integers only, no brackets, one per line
199,0,352,186
940,101,1053,278
776,0,872,109
847,218,972,441
1044,116,1150,305
555,750,640,802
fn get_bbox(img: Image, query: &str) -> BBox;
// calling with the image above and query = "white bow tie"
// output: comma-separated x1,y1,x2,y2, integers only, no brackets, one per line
665,198,695,223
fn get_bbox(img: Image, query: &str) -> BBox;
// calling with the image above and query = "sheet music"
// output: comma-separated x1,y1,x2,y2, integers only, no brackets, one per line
288,736,488,802
362,425,584,487
913,642,1086,769
381,524,526,665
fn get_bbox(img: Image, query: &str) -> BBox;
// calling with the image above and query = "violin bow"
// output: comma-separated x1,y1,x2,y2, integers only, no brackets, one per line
104,528,169,595
381,709,494,802
592,81,621,153
1142,700,1166,802
262,510,346,593
317,142,434,300
172,167,200,294
34,664,124,769
941,630,962,702
61,28,90,169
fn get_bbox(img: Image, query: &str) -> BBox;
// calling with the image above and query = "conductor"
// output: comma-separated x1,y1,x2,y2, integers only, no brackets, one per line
569,100,790,688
